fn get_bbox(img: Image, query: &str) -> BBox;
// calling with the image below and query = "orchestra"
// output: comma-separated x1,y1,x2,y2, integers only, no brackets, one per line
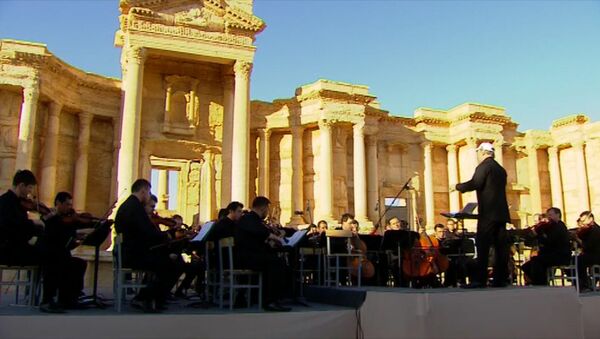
0,167,598,315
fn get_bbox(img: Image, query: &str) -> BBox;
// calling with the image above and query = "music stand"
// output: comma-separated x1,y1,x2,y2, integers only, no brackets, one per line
440,204,478,286
79,220,112,308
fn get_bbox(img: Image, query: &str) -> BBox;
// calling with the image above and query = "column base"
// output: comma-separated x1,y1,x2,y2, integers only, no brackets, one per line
288,215,306,226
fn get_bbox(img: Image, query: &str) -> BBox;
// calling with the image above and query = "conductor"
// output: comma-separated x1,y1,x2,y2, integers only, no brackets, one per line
452,142,510,288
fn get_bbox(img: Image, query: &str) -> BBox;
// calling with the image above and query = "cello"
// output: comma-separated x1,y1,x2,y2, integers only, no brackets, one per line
401,218,449,285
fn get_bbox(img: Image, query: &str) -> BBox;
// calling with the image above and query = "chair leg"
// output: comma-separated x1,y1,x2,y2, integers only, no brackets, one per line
258,274,263,310
229,275,234,311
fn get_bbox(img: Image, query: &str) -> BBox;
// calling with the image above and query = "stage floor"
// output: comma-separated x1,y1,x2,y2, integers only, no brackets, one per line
0,286,597,339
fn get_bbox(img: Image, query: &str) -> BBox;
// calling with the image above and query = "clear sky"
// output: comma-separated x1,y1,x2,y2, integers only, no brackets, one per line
1,0,599,130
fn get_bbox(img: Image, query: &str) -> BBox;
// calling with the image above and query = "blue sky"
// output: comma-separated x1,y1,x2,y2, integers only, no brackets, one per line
1,0,598,130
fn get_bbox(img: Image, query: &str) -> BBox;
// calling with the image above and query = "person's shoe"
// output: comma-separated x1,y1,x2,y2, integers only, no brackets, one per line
264,302,292,312
40,301,66,314
461,282,486,289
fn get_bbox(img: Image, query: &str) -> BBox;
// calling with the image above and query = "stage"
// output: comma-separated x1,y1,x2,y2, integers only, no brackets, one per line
0,286,596,339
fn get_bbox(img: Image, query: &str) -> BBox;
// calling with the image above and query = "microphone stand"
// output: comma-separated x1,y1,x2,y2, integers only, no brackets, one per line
373,177,412,234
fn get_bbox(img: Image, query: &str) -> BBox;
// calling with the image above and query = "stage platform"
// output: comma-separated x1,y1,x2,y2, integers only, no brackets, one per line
0,286,597,339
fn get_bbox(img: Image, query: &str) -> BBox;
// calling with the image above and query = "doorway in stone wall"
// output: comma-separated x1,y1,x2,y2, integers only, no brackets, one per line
149,156,202,226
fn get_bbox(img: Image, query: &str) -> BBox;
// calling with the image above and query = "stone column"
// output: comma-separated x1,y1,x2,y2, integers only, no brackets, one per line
109,117,120,202
221,72,235,206
353,122,370,227
117,46,145,197
257,128,271,198
157,169,169,210
572,140,590,210
15,80,40,171
527,144,542,214
73,112,93,211
547,146,564,211
289,126,305,225
230,61,252,205
446,144,460,212
494,137,504,167
319,120,335,222
462,138,479,206
39,101,63,205
422,142,435,228
199,151,216,222
366,135,379,224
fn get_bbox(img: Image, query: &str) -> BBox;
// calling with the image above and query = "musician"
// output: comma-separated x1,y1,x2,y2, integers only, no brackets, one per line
211,201,243,241
40,192,95,311
340,213,355,231
434,224,446,242
234,196,291,312
317,220,328,233
0,170,44,266
575,211,600,291
521,207,571,285
453,142,510,288
114,179,178,312
388,216,401,231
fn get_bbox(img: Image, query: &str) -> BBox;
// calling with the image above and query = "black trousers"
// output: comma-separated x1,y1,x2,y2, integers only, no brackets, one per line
474,222,509,285
577,254,600,289
42,256,87,305
0,245,42,266
237,251,286,305
124,251,179,304
522,253,570,285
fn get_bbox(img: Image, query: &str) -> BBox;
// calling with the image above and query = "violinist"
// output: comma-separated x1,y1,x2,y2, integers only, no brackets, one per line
234,196,290,312
114,179,178,313
575,211,600,291
0,170,44,266
41,192,106,312
521,207,571,285
210,201,243,241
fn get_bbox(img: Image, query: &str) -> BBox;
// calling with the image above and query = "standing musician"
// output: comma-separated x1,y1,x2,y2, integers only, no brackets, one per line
41,192,113,311
114,179,178,313
0,170,45,266
574,211,600,291
234,196,291,312
521,207,571,285
452,142,511,288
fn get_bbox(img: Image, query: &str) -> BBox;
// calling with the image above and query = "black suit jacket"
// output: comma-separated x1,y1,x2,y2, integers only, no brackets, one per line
581,223,600,261
234,211,270,255
456,157,510,225
0,190,40,249
114,195,168,263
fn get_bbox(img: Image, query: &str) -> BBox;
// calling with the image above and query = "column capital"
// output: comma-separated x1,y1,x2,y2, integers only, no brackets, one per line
126,46,146,65
79,112,93,126
547,146,559,155
421,141,433,150
22,85,39,100
494,137,505,147
366,135,378,147
48,101,63,117
465,137,478,148
257,128,271,138
445,144,457,153
353,121,365,133
318,119,334,130
234,61,253,80
571,140,585,149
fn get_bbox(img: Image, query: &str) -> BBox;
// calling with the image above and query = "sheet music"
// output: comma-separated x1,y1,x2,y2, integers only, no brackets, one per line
284,229,308,247
191,221,215,242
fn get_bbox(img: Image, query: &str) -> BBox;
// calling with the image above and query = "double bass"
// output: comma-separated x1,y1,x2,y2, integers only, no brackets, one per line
402,219,449,283
348,233,376,279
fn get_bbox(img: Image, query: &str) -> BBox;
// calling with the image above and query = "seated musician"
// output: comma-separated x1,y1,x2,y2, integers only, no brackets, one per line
114,179,178,313
388,216,401,231
234,196,291,312
445,219,459,238
317,220,328,233
211,201,243,241
575,211,600,291
434,224,446,242
41,192,111,312
0,170,44,266
521,207,571,285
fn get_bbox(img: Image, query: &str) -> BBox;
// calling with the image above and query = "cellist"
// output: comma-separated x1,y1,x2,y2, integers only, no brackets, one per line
575,211,600,291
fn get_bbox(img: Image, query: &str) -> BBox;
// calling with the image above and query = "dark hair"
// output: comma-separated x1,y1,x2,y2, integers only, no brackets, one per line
341,213,354,223
150,194,158,203
12,170,37,187
54,192,73,205
388,216,400,223
252,196,271,209
317,220,328,227
580,211,595,220
172,214,183,221
131,179,151,193
227,201,244,212
434,223,445,230
217,208,228,220
547,207,562,219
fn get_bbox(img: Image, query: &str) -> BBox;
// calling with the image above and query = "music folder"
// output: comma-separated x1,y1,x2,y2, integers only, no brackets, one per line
191,221,215,243
280,229,308,248
441,202,478,219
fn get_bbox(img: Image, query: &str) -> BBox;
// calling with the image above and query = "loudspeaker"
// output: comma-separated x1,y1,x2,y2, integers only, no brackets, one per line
304,286,366,308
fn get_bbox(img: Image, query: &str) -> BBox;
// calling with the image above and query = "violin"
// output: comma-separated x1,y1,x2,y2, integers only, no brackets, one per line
151,213,179,229
401,219,449,280
20,197,52,216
